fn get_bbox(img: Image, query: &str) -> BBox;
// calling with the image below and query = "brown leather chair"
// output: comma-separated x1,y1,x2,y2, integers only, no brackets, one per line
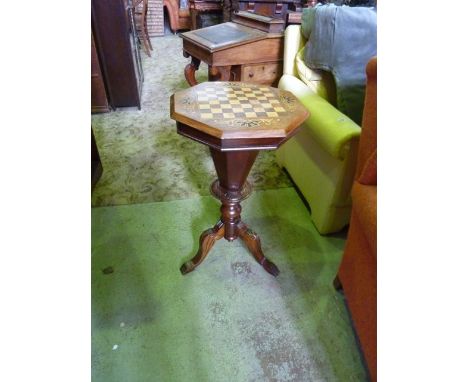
335,56,377,381
164,0,191,32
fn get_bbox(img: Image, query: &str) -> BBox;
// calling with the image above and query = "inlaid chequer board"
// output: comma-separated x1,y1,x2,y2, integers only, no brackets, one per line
196,85,288,120
171,82,307,134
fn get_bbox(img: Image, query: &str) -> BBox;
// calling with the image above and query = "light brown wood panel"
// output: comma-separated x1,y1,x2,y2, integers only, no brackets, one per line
211,36,283,66
183,41,215,63
241,62,282,85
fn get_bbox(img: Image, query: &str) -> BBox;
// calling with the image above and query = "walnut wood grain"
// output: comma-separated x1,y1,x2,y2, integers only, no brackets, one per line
241,62,282,85
170,82,309,140
176,121,293,151
211,36,283,66
92,0,141,109
184,56,201,86
91,30,109,113
180,220,225,274
238,222,279,276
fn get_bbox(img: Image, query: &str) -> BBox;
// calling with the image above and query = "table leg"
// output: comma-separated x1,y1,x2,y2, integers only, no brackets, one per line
184,55,201,86
180,149,280,277
180,220,224,275
238,222,280,277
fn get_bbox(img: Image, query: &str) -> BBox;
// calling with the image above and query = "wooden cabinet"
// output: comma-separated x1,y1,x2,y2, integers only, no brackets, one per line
91,0,143,109
91,31,110,113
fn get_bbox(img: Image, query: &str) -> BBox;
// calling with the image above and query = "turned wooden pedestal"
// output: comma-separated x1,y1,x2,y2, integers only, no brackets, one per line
180,149,281,275
170,81,309,276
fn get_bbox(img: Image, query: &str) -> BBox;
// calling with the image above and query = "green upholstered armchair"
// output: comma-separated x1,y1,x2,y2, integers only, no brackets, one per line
276,25,361,234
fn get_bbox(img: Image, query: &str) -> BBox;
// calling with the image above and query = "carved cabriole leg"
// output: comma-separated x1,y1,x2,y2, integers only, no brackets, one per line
238,222,280,277
184,55,201,86
180,221,225,275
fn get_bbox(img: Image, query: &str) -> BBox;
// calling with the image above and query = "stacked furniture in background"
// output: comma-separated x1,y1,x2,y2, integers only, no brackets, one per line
187,0,305,30
237,0,304,18
147,0,166,36
133,0,153,57
275,24,361,234
336,57,377,382
189,0,223,29
164,0,191,32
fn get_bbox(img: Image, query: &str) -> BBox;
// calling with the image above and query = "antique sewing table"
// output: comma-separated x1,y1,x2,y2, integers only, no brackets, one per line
180,22,284,87
170,81,309,276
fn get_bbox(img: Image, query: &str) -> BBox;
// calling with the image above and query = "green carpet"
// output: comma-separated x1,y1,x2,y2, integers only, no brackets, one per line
92,188,368,381
91,35,292,207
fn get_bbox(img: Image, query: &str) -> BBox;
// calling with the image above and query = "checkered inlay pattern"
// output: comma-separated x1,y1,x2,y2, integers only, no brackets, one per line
196,86,287,120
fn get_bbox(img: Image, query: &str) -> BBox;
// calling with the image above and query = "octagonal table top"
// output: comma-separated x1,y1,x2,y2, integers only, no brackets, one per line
170,82,309,144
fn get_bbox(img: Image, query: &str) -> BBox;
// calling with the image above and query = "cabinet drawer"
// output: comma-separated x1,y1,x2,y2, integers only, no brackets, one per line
241,62,283,86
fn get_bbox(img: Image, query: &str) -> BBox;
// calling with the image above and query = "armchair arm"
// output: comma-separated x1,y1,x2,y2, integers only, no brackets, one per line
283,25,306,77
279,74,361,160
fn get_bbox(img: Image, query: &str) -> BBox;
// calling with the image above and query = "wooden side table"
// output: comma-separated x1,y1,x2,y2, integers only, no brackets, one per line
181,22,284,87
170,81,309,276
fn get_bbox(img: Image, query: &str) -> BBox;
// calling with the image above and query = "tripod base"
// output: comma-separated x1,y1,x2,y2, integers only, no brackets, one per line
180,219,279,277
